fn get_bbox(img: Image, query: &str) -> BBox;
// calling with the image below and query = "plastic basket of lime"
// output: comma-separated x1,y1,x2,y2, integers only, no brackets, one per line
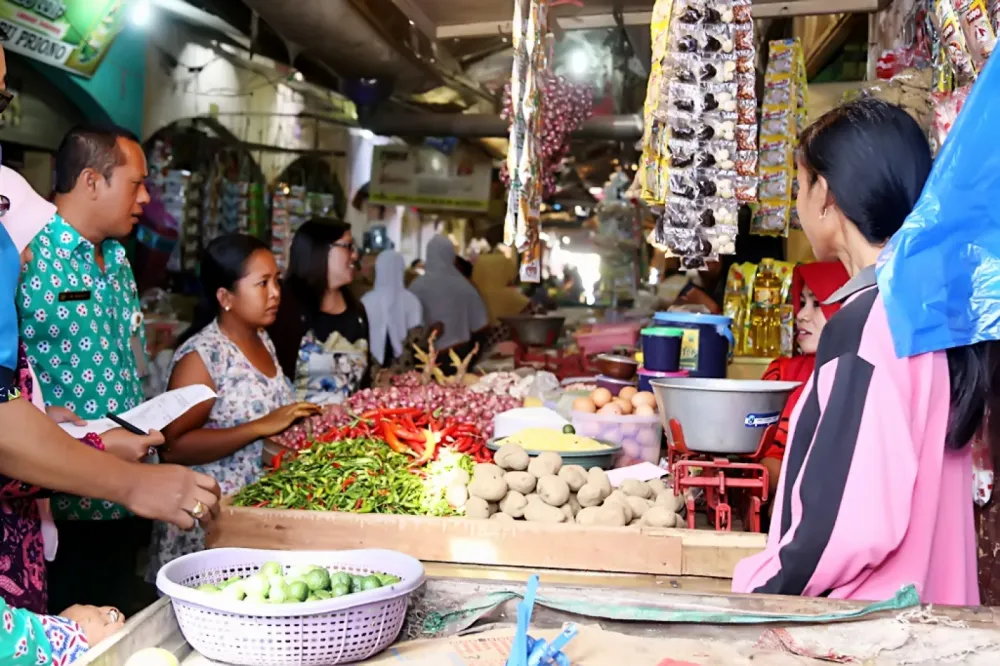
156,547,424,665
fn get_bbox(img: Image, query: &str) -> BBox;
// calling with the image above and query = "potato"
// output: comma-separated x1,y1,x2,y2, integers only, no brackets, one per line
626,496,652,520
629,517,643,526
568,494,582,516
561,504,575,522
524,501,566,524
558,465,588,492
499,490,528,518
468,476,508,502
621,478,653,500
473,464,505,480
576,506,602,525
528,451,563,478
446,483,468,509
646,479,668,497
602,496,632,524
494,443,530,471
587,467,612,500
488,502,499,516
525,493,541,504
577,483,604,508
465,497,491,519
655,492,686,513
491,511,515,522
537,475,571,507
643,506,678,528
593,505,628,527
504,471,537,495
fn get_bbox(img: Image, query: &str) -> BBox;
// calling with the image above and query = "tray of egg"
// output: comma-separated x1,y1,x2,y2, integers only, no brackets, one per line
570,387,663,466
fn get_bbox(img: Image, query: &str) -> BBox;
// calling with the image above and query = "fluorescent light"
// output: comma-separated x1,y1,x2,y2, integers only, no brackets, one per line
130,0,152,27
568,49,589,78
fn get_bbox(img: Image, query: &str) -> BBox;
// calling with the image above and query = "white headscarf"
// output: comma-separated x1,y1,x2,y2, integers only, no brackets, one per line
409,235,489,349
361,250,424,364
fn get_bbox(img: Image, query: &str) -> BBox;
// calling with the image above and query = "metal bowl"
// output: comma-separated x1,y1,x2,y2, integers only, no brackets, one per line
487,437,622,470
501,315,566,347
649,378,801,455
594,353,639,380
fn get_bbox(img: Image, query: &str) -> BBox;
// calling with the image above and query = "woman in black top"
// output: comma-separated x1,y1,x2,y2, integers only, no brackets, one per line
269,218,371,405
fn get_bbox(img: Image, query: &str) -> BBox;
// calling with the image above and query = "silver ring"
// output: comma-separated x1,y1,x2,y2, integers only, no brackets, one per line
189,501,207,521
146,446,157,458
107,609,121,624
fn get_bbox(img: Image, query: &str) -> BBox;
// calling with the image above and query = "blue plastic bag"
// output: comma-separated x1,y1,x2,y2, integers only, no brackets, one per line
878,54,1000,358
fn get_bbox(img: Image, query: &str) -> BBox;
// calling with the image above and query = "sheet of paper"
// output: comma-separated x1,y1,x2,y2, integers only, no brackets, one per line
606,462,668,487
59,385,217,438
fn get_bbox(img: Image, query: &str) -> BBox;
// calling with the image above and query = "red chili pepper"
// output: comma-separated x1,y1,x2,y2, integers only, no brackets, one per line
341,476,357,492
252,500,270,508
354,498,364,510
381,421,414,456
362,407,421,420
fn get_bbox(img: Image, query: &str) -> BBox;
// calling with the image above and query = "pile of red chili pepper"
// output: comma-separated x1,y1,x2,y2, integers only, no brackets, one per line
275,407,493,467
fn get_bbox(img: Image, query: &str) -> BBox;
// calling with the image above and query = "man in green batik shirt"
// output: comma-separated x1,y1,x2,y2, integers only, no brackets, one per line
17,125,157,614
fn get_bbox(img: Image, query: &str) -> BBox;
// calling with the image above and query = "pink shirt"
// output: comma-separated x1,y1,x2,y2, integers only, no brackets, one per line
733,270,978,605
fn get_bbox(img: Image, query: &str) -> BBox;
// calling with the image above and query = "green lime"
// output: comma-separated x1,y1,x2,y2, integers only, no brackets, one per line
375,573,400,586
196,583,220,593
305,568,331,591
349,575,365,593
287,580,309,602
562,425,576,434
221,582,246,601
268,583,289,604
330,571,352,589
330,583,350,598
220,576,243,588
360,575,382,592
243,574,270,598
313,589,332,600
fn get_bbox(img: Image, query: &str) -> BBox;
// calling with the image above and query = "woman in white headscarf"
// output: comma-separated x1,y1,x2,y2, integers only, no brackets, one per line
361,250,424,366
409,235,489,351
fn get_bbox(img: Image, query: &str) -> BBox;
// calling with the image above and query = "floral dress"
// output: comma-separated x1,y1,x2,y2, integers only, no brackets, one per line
148,321,294,574
294,330,368,406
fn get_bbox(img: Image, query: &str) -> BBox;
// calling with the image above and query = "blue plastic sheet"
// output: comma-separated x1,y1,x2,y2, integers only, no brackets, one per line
878,54,1000,358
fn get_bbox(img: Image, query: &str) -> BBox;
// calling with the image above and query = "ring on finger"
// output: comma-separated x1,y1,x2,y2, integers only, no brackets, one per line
107,608,121,624
187,500,207,521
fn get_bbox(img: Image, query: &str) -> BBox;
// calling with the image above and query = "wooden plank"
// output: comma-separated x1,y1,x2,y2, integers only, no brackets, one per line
207,503,765,579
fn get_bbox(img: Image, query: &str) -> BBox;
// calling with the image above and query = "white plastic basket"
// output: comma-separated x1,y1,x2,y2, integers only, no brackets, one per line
156,548,424,665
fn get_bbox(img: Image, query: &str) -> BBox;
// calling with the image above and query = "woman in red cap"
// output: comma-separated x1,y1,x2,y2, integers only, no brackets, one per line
760,261,850,494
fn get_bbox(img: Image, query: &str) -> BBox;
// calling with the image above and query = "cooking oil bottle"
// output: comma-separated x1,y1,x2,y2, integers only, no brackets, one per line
749,259,781,357
723,273,747,355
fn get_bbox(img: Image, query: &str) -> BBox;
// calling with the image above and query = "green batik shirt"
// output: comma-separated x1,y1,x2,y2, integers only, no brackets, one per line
18,214,148,521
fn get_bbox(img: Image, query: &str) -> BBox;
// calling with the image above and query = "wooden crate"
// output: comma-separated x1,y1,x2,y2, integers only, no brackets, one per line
207,502,766,579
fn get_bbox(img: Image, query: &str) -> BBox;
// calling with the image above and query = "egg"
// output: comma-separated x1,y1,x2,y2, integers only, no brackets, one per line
636,427,660,450
620,420,640,438
598,402,623,416
125,649,180,666
631,391,658,410
618,386,638,402
572,396,597,413
621,438,642,458
634,404,656,416
614,398,634,415
591,387,613,408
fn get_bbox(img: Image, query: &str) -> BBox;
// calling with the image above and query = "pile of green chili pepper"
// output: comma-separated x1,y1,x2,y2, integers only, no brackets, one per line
233,437,472,515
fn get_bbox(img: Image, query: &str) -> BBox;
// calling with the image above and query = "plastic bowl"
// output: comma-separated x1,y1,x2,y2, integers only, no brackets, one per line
487,437,622,470
570,411,663,467
594,354,639,380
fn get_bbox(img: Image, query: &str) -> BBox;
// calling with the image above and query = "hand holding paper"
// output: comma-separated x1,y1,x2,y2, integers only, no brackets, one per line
59,385,217,439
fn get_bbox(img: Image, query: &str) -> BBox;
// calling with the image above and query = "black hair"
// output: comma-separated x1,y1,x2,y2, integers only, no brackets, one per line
455,256,473,280
177,234,271,346
54,124,142,194
410,258,423,269
285,217,359,326
800,98,988,451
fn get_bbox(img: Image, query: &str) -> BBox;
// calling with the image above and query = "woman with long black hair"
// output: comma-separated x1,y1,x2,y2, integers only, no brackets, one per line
150,235,318,570
733,98,985,605
270,219,372,404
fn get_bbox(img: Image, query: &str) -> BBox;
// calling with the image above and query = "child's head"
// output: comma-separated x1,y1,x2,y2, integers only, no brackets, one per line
792,261,850,355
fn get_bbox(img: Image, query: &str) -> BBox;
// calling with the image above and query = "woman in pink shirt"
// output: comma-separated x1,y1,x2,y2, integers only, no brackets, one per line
733,98,982,605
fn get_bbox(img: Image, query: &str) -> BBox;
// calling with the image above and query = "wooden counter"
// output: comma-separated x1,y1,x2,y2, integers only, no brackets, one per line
207,502,765,584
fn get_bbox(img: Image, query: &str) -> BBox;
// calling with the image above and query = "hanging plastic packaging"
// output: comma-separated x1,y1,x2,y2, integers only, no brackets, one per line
877,53,1000,358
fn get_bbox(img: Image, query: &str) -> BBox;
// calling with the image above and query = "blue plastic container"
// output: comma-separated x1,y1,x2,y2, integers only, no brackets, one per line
652,312,733,379
640,327,684,372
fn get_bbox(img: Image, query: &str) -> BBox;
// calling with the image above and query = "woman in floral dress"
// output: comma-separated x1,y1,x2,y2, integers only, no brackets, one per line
150,235,319,571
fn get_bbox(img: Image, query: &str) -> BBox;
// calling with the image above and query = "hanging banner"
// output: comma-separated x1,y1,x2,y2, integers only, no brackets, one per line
369,145,492,212
0,0,127,78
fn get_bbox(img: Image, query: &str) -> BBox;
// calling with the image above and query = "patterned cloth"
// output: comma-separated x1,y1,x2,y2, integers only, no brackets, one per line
148,321,294,574
293,329,368,406
18,214,147,522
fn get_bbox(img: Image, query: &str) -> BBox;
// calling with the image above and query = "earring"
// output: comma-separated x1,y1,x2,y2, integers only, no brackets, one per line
820,207,827,219
224,306,231,312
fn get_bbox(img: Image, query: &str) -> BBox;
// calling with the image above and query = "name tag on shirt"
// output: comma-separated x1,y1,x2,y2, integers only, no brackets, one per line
58,291,91,302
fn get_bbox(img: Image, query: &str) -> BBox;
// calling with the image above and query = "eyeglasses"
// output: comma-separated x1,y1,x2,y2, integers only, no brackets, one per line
0,89,15,115
332,240,359,255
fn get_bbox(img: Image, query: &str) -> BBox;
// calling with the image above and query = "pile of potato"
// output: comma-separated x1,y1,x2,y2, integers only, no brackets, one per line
456,443,684,527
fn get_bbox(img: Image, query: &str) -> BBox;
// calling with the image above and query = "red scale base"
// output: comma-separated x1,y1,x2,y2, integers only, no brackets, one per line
513,345,592,380
667,418,775,533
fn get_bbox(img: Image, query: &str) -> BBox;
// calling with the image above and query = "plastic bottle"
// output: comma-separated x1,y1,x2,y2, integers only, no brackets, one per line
749,259,781,357
722,274,747,355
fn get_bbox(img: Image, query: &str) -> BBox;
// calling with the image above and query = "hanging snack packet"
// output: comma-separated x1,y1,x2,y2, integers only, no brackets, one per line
932,0,979,81
956,0,996,70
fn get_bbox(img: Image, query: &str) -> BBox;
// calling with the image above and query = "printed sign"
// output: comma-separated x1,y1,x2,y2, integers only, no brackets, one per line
369,145,492,212
744,411,780,428
0,0,127,78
